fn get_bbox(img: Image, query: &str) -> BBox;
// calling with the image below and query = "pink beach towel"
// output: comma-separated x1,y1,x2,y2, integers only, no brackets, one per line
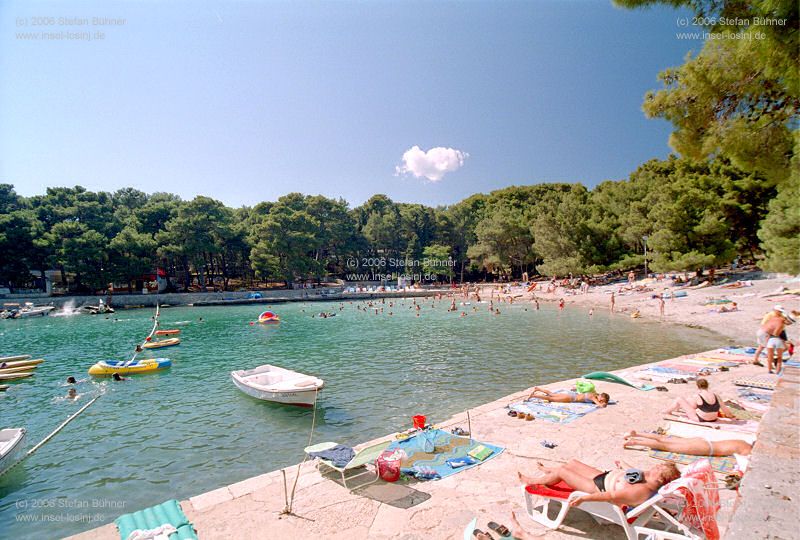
660,459,720,540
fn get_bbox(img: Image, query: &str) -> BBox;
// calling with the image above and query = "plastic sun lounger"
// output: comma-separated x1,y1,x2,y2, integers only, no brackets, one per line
522,481,701,540
305,440,392,489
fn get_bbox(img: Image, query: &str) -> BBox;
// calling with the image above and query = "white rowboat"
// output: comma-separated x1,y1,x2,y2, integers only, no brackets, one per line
231,364,323,407
0,428,26,475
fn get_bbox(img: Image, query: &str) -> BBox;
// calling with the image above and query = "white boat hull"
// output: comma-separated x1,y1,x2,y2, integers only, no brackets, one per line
0,428,26,475
14,307,55,318
231,365,323,407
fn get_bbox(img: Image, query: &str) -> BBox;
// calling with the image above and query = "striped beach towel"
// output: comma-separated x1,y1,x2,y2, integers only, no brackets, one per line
733,375,779,390
649,450,737,474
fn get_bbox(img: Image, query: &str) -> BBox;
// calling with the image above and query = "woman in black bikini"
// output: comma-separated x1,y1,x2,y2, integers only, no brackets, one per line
518,459,680,508
662,378,732,422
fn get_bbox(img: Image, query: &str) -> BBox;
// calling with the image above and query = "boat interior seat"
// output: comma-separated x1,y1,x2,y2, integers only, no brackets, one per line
252,374,283,385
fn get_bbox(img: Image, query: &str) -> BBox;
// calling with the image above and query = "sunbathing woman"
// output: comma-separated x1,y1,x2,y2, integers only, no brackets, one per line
662,378,732,422
528,387,610,407
518,460,680,508
623,431,753,456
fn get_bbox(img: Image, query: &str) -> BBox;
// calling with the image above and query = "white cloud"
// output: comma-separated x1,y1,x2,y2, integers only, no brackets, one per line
395,145,468,182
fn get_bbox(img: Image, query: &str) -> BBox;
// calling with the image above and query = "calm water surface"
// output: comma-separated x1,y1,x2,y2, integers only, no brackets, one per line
0,298,720,538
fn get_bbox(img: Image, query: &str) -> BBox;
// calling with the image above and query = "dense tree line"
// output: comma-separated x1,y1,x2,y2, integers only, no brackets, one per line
0,153,789,292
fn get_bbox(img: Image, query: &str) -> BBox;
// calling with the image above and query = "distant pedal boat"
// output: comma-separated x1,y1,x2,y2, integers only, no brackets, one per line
142,337,181,349
0,372,33,381
154,329,180,336
231,364,323,407
0,365,38,375
0,358,43,370
0,355,32,363
0,428,26,475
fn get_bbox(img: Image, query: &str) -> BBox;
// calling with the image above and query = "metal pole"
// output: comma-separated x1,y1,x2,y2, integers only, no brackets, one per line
644,241,647,278
642,236,648,278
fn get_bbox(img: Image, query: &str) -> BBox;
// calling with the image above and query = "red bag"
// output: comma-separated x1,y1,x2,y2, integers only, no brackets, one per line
376,449,403,482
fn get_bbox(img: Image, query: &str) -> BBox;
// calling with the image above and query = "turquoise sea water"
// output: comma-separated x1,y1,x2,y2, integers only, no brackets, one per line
0,298,720,538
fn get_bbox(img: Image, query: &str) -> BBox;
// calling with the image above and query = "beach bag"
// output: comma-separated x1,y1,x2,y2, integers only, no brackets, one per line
575,380,595,394
376,449,404,482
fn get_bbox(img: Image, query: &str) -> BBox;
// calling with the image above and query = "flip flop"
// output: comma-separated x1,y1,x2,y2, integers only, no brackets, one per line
472,529,493,540
507,410,518,417
487,521,511,537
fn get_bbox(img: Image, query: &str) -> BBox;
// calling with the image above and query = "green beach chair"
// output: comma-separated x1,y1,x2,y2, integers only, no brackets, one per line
305,439,392,489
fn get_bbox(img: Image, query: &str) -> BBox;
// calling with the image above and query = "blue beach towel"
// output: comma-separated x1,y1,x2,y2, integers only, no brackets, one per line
509,394,601,424
736,387,773,403
722,347,758,356
647,366,697,375
388,429,503,480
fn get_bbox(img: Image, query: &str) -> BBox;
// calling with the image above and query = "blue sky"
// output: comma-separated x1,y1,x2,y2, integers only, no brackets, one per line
0,1,701,208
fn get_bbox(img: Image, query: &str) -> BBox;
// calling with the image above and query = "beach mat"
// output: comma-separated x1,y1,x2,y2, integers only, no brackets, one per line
665,415,760,434
685,358,739,368
632,370,688,383
723,401,764,421
733,374,779,390
115,499,197,540
584,371,655,391
658,362,711,374
648,450,738,474
509,389,609,423
665,420,755,443
388,429,503,480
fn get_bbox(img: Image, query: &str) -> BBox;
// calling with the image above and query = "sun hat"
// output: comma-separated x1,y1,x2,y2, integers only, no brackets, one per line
775,305,796,323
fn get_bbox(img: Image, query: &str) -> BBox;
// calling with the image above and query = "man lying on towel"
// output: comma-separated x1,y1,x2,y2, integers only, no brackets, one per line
623,431,753,456
518,459,679,507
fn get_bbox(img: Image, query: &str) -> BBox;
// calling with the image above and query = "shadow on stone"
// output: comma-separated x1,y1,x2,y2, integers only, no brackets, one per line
316,467,430,508
352,482,431,509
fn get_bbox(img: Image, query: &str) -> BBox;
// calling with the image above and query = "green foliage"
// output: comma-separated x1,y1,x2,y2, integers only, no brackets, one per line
109,224,158,288
619,0,798,269
758,174,800,273
48,221,108,291
421,244,453,280
250,195,323,283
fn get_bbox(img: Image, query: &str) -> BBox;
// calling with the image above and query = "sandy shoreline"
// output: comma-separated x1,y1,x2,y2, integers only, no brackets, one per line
497,273,799,344
65,274,799,540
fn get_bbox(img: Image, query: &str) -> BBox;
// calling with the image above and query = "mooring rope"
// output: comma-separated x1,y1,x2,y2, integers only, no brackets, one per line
1,395,100,477
283,387,320,514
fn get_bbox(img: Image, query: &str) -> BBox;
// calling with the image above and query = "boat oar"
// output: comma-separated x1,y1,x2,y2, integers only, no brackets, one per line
0,395,100,477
